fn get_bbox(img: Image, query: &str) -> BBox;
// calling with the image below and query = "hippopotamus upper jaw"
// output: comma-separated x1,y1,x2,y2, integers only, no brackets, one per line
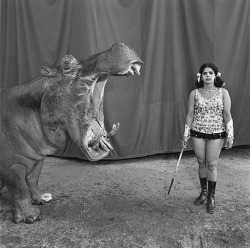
79,43,144,78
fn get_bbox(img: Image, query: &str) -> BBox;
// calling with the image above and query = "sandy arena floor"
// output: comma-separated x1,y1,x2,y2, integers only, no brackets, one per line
0,145,250,248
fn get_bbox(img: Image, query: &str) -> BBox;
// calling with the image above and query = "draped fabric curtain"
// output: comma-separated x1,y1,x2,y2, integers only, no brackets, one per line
1,0,250,160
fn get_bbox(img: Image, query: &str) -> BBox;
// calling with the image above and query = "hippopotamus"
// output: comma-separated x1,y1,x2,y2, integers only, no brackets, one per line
0,43,143,224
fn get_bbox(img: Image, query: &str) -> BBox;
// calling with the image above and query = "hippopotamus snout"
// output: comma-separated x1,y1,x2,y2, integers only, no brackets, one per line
93,43,144,77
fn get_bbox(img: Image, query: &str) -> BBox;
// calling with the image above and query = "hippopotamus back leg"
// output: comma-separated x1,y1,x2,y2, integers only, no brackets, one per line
4,163,42,224
26,160,52,204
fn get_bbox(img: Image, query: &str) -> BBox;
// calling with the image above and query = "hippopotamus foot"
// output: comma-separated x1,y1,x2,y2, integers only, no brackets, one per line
30,188,52,205
13,198,42,224
5,163,44,224
26,160,52,204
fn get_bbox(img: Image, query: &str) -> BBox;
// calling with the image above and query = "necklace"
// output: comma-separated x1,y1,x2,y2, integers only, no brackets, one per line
203,87,216,92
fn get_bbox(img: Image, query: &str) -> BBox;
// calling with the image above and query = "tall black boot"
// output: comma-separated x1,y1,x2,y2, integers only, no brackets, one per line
207,181,216,214
194,178,207,205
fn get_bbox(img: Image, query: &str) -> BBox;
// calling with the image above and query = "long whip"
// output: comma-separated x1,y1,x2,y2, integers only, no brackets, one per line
167,147,184,195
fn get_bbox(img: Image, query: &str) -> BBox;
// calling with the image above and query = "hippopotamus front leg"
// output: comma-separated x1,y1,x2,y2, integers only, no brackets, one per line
4,163,42,224
26,160,52,205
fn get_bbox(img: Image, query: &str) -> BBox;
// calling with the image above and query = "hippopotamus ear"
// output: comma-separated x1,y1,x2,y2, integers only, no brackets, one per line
61,54,81,78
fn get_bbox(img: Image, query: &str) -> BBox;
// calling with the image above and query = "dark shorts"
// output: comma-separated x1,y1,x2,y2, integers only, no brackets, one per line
190,129,226,140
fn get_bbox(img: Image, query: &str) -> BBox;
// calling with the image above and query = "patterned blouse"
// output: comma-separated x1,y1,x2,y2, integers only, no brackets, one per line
191,88,226,134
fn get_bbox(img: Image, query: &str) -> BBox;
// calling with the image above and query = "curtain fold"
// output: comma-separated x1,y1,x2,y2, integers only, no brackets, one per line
1,0,249,160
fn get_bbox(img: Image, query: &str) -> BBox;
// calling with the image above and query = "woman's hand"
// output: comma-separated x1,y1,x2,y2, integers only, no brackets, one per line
225,138,233,150
225,119,234,150
182,124,191,149
181,136,189,149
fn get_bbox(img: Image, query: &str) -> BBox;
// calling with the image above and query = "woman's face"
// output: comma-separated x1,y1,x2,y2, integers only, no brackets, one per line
201,67,216,84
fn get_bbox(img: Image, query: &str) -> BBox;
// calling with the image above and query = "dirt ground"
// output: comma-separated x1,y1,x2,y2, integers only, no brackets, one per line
0,145,249,248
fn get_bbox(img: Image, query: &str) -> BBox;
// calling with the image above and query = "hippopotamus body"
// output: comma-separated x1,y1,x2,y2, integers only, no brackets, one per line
0,43,143,224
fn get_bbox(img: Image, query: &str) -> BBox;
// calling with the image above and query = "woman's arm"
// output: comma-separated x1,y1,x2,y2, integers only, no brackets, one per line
182,90,195,148
223,88,234,149
186,90,195,127
223,88,232,124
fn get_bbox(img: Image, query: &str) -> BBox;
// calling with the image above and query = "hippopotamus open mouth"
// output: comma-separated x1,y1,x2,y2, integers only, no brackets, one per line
79,44,143,160
41,43,143,161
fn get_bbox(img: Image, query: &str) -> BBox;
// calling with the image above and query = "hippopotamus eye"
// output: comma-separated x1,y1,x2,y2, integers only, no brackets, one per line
62,60,71,71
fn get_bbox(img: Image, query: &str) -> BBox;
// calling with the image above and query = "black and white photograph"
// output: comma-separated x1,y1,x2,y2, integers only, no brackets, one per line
0,1,249,247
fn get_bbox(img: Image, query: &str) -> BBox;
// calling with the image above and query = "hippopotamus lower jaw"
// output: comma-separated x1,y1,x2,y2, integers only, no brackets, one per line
82,120,119,161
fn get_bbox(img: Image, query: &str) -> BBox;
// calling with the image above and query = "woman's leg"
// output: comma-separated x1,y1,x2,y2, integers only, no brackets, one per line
205,138,224,213
192,137,207,205
192,137,207,177
206,139,224,181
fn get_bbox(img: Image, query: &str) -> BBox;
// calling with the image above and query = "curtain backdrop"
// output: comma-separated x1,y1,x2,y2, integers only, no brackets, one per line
1,0,250,160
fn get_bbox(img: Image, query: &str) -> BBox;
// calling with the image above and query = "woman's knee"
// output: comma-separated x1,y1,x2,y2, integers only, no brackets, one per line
197,159,206,169
207,161,218,172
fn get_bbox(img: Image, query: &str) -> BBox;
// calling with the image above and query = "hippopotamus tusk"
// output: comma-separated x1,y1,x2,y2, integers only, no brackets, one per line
107,123,120,138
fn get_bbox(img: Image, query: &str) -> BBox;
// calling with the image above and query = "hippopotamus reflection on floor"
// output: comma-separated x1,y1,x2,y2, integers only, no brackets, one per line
0,43,143,224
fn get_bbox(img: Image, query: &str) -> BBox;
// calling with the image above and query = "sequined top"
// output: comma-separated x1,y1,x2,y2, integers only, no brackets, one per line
191,88,226,134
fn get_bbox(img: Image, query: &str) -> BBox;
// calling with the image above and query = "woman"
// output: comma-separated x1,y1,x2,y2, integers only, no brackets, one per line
182,63,234,214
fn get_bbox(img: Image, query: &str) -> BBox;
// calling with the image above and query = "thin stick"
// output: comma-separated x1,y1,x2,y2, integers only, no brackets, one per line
167,147,184,195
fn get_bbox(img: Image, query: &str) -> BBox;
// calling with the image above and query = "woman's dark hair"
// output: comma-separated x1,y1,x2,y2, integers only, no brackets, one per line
195,63,225,88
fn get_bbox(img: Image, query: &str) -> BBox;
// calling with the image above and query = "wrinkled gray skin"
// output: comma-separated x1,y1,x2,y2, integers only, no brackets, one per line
0,43,143,224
